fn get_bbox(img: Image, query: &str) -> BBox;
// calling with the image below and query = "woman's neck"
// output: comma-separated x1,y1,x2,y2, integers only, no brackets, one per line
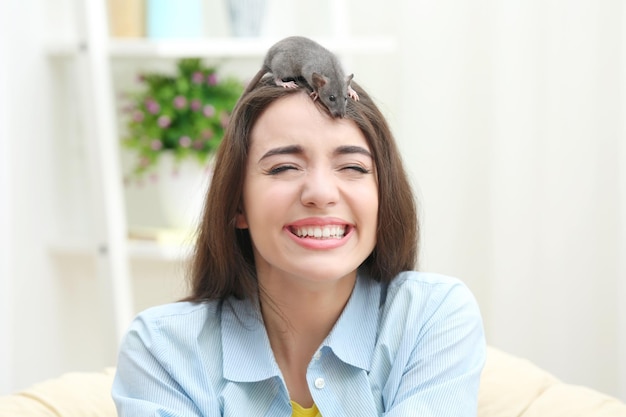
259,271,356,344
258,271,357,406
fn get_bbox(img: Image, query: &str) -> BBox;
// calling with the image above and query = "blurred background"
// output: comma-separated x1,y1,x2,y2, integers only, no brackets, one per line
1,0,624,402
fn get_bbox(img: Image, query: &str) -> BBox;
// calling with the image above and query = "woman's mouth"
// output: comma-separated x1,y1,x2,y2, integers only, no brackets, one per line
290,225,347,239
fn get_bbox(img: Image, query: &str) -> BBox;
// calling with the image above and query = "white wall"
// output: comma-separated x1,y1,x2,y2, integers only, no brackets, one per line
395,0,625,400
3,0,625,403
2,0,66,392
617,0,626,398
0,0,14,396
486,0,622,397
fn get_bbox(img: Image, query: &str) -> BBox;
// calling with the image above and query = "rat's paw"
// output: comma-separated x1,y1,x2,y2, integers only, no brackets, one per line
348,87,360,101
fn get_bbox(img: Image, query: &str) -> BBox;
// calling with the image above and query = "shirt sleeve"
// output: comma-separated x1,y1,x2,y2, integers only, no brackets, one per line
111,313,209,417
384,280,486,417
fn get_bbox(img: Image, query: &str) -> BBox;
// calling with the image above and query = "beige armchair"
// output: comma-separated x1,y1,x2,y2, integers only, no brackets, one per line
1,347,625,416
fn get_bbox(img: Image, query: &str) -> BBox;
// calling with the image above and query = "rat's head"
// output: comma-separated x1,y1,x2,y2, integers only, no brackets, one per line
311,72,351,118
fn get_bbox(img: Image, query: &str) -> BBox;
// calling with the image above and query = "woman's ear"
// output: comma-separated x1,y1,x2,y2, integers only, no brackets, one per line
235,209,248,229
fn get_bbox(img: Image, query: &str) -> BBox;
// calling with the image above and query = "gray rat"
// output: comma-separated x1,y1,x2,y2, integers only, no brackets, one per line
244,36,359,118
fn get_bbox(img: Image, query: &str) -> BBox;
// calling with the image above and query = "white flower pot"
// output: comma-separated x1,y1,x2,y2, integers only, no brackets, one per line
155,153,212,231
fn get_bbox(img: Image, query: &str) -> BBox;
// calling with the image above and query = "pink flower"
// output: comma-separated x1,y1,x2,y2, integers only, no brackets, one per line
150,139,162,150
192,71,204,84
173,95,187,109
203,104,215,118
207,73,218,86
157,115,171,128
179,136,192,148
145,98,160,114
190,99,202,111
132,110,145,122
193,140,204,150
201,128,214,139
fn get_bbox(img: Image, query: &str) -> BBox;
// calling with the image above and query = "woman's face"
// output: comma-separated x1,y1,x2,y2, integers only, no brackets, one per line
237,93,378,288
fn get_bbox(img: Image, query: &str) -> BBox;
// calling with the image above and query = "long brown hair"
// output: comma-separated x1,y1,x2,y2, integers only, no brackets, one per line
185,77,419,302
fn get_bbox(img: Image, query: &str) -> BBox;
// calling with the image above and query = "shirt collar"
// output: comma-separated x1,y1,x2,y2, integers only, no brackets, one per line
221,272,382,381
324,271,381,372
221,296,281,382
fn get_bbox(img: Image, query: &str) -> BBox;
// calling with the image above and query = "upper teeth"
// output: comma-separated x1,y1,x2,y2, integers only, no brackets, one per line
294,225,346,239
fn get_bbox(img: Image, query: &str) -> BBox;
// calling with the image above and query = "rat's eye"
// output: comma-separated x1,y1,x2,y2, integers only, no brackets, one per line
329,95,336,102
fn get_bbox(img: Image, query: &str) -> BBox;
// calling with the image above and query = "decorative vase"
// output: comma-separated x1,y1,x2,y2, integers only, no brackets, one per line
147,0,204,39
155,153,212,231
226,0,267,37
107,0,144,38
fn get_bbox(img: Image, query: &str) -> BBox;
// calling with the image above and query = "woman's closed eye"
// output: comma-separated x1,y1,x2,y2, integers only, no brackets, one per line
262,160,373,177
340,164,372,174
266,164,299,175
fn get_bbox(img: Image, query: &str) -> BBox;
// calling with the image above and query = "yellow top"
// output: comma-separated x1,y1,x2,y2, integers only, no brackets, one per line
291,401,322,417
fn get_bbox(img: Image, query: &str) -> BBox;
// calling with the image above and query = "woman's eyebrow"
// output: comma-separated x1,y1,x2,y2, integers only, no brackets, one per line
334,145,372,158
259,145,303,161
259,144,372,161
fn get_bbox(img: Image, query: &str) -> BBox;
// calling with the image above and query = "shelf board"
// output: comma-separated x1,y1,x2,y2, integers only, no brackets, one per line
46,36,397,59
127,239,193,261
49,238,193,261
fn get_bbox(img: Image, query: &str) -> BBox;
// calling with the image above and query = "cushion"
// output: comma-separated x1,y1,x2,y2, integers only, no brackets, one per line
478,347,626,417
0,368,116,417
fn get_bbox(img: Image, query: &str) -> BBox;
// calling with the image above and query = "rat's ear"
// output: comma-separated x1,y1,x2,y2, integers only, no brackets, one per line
311,72,327,89
346,74,354,85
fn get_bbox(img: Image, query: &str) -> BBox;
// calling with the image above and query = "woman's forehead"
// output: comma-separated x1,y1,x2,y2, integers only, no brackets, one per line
248,94,368,154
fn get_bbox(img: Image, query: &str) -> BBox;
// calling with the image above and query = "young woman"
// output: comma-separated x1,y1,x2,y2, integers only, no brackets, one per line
112,75,486,417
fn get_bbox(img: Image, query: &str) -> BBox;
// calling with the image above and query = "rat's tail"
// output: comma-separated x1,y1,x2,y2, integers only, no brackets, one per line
242,66,270,97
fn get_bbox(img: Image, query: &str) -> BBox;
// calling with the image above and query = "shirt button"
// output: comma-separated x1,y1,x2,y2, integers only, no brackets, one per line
314,378,325,389
313,351,321,360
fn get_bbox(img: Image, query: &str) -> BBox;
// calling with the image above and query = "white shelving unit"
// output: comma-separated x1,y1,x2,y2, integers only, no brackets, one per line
48,36,396,59
46,0,396,342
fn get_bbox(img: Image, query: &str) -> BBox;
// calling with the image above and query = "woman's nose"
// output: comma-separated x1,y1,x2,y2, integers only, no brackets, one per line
300,168,339,208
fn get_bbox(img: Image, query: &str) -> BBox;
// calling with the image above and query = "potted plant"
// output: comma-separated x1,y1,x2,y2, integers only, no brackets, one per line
121,58,243,229
122,57,243,179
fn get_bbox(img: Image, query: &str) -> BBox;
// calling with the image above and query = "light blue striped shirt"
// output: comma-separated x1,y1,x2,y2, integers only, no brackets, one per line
112,271,485,416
